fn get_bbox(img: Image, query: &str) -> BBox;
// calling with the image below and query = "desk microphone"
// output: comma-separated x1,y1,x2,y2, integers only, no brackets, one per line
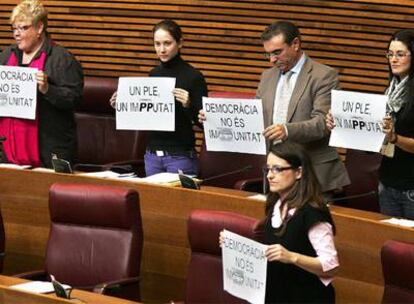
327,191,377,203
179,165,253,190
202,165,253,183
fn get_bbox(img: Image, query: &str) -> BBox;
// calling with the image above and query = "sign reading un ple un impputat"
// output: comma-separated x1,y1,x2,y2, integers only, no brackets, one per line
115,77,176,131
203,97,266,155
222,229,267,304
0,65,38,120
329,89,387,152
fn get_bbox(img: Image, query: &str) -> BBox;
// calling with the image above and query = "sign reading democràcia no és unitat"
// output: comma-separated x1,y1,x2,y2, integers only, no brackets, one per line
0,65,38,120
115,77,176,131
202,97,267,155
222,229,268,304
329,89,387,152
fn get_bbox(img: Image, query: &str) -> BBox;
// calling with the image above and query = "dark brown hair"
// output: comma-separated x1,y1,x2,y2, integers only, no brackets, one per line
264,142,329,235
260,20,300,45
387,29,414,121
153,19,182,43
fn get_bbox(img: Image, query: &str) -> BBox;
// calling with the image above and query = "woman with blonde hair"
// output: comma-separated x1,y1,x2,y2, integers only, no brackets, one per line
0,0,83,168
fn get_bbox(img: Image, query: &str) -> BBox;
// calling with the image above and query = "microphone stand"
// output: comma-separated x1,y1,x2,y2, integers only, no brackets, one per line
180,165,253,190
328,191,377,204
202,165,253,183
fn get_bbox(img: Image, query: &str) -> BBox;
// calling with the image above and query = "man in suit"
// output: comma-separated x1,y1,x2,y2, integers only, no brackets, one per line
259,21,349,193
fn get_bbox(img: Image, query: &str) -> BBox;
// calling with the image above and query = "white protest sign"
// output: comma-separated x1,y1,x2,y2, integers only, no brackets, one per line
222,229,267,304
0,65,37,120
115,77,176,131
203,97,266,155
329,90,387,152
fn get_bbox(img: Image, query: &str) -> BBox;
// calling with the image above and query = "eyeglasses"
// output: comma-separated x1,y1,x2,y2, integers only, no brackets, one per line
11,25,32,33
385,51,411,60
263,165,294,175
264,49,283,60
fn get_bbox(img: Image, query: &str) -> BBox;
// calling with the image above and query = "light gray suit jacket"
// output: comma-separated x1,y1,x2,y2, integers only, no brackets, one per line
257,55,350,192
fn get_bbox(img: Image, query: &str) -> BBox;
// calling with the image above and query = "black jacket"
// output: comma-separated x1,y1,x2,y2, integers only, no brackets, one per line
0,37,84,167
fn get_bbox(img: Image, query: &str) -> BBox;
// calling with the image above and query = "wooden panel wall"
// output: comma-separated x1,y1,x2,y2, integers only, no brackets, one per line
1,0,414,94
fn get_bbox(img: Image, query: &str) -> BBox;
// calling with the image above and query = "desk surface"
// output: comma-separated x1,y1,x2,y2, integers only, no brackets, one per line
0,275,138,304
0,168,413,303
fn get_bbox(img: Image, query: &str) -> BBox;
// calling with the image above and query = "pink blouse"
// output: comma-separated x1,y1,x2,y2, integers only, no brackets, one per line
271,200,339,285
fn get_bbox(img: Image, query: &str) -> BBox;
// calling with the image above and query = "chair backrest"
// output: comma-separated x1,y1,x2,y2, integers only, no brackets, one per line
186,209,259,303
46,183,143,288
339,149,382,212
198,141,266,189
75,76,146,165
381,239,414,303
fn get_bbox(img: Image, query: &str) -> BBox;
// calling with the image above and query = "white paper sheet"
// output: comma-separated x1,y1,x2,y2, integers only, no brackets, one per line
248,194,267,201
139,172,180,184
381,218,414,228
77,170,122,178
203,97,266,155
222,230,268,304
329,90,387,152
0,163,31,170
115,77,176,131
0,65,38,120
10,281,71,294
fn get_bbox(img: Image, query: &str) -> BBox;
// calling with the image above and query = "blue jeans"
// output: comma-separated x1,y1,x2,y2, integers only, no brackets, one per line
144,151,198,177
378,182,414,220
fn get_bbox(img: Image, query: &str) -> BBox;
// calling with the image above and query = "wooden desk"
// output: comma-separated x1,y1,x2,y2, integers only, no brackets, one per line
0,168,413,303
0,275,138,304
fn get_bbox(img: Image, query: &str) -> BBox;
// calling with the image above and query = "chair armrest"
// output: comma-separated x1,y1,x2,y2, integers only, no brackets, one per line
93,276,141,301
234,177,264,193
14,270,48,281
253,218,266,243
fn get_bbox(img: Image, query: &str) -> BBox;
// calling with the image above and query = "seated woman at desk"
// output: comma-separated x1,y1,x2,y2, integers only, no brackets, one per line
0,0,83,168
221,142,339,303
263,142,339,303
111,19,208,176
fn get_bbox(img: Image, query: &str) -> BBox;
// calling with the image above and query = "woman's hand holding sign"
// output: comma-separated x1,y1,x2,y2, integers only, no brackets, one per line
36,71,48,94
382,114,397,143
109,91,117,108
266,244,296,264
219,230,225,248
173,88,190,108
198,109,206,124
